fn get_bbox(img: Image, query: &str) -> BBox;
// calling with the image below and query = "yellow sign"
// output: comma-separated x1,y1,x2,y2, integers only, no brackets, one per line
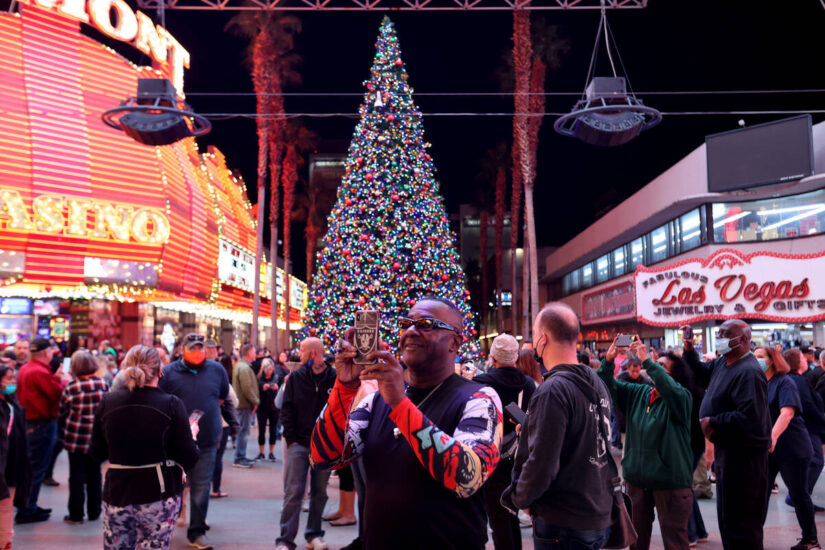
0,188,171,245
18,0,190,95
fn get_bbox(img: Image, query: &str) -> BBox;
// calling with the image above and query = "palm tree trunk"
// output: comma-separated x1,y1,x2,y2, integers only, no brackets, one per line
281,145,297,349
524,182,539,334
494,167,505,334
269,221,279,352
480,211,489,343
252,186,265,346
521,230,530,340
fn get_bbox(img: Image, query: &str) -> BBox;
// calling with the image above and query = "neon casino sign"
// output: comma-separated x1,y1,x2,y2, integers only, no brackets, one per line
17,0,190,94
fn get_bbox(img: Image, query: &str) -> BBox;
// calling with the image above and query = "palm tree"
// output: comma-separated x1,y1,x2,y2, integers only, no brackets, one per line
512,10,533,338
511,13,569,339
280,120,317,347
226,9,301,350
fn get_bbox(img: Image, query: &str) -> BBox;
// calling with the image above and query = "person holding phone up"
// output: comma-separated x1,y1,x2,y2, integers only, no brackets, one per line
597,337,694,550
309,297,502,550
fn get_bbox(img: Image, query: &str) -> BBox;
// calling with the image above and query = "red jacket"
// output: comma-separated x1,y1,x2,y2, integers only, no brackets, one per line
18,359,64,421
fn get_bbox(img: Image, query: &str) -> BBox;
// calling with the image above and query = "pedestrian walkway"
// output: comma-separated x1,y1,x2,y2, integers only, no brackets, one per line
14,425,825,549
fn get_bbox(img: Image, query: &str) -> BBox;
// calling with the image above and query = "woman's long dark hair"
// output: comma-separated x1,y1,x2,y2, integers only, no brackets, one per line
662,351,701,398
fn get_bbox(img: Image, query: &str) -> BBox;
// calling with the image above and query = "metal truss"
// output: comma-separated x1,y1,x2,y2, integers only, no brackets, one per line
136,0,646,12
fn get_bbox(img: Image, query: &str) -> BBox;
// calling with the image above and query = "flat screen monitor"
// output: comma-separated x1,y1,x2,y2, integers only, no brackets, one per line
33,299,61,316
706,115,814,192
0,298,32,316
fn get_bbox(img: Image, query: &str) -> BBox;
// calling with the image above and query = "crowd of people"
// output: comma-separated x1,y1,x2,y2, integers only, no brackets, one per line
0,301,823,550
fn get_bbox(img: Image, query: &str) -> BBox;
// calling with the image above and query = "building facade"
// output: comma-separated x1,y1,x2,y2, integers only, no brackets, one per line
543,119,825,353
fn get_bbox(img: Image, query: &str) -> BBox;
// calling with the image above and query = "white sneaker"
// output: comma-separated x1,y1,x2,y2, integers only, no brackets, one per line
306,537,328,550
517,510,532,526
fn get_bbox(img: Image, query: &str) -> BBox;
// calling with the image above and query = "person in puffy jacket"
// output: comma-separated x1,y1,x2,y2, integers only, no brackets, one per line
598,337,693,550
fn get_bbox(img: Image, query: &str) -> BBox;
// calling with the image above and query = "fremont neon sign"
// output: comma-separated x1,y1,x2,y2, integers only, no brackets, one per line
0,189,171,245
18,0,190,95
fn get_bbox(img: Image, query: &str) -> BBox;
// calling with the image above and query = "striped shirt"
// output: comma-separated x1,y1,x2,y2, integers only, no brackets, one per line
60,376,109,453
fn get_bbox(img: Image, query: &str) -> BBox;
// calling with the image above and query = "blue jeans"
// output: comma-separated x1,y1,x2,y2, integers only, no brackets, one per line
533,517,609,550
234,408,253,461
186,446,217,542
276,444,331,549
21,419,57,515
212,427,230,492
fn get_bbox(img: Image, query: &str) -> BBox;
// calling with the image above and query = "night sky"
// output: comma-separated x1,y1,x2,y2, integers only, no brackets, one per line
150,1,825,279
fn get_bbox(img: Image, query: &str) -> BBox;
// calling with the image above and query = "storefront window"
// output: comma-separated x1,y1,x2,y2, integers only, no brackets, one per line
679,208,703,252
712,189,825,243
581,263,593,288
596,254,610,283
629,237,646,269
613,246,627,277
650,224,670,263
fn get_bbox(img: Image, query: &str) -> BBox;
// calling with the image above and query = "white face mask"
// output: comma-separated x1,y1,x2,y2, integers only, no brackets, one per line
715,336,739,356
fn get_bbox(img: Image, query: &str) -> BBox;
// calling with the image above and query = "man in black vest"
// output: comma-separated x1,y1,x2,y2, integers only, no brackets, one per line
310,297,503,550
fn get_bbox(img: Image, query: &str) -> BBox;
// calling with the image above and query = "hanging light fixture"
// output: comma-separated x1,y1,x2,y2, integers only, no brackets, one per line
102,78,211,146
554,0,661,147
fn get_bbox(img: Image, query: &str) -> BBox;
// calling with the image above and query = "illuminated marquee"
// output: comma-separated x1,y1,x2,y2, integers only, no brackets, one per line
0,188,170,245
635,248,825,326
16,0,189,94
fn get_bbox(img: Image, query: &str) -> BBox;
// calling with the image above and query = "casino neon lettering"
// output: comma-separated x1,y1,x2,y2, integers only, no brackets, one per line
0,189,170,245
17,0,190,95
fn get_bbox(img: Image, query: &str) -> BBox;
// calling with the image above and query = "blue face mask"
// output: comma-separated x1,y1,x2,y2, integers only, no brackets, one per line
305,359,314,369
1,384,16,395
757,358,769,372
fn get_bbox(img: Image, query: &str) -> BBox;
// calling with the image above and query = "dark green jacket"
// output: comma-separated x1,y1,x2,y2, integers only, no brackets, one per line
597,358,693,490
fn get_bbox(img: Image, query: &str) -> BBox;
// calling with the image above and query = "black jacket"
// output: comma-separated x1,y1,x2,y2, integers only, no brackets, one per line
258,365,287,413
0,396,30,507
281,363,336,447
503,364,614,531
473,366,535,439
92,386,200,506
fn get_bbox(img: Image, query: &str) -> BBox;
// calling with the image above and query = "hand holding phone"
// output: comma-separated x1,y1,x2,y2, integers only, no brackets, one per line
504,403,527,426
615,334,638,348
354,310,380,365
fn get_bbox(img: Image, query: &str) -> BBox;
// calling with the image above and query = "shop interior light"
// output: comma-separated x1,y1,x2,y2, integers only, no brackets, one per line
712,211,752,228
757,204,824,216
761,204,825,231
102,78,211,146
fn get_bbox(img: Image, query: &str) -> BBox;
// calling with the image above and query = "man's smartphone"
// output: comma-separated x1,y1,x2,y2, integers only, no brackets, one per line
504,403,527,426
62,357,71,375
615,334,638,348
354,310,379,365
682,326,693,341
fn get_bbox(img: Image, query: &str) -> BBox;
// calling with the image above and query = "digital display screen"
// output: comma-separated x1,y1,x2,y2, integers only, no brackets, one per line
0,298,32,316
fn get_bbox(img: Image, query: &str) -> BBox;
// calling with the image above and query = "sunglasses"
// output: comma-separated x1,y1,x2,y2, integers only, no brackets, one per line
398,317,461,334
186,335,205,343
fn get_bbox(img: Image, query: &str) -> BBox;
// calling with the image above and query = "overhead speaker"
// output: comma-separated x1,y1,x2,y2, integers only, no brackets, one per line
102,78,211,146
554,77,661,147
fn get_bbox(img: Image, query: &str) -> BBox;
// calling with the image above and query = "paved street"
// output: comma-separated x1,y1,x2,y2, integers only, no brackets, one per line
15,425,825,549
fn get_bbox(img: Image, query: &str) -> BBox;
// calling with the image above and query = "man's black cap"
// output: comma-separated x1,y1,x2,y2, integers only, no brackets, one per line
182,333,205,348
31,337,55,353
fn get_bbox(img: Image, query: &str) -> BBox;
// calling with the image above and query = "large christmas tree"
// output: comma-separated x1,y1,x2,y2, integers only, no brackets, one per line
303,17,479,357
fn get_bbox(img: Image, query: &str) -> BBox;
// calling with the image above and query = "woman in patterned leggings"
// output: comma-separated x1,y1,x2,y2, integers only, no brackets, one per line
92,346,199,549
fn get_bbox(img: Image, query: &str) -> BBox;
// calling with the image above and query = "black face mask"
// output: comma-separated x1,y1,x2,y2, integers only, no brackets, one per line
534,336,544,366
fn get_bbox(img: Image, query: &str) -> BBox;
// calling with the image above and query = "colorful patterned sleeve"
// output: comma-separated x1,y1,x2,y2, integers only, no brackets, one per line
310,378,376,470
388,386,503,498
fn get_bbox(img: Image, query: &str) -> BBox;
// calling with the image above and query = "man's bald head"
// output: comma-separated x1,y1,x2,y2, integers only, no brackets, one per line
300,337,325,369
535,302,580,347
418,296,463,330
720,319,751,345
